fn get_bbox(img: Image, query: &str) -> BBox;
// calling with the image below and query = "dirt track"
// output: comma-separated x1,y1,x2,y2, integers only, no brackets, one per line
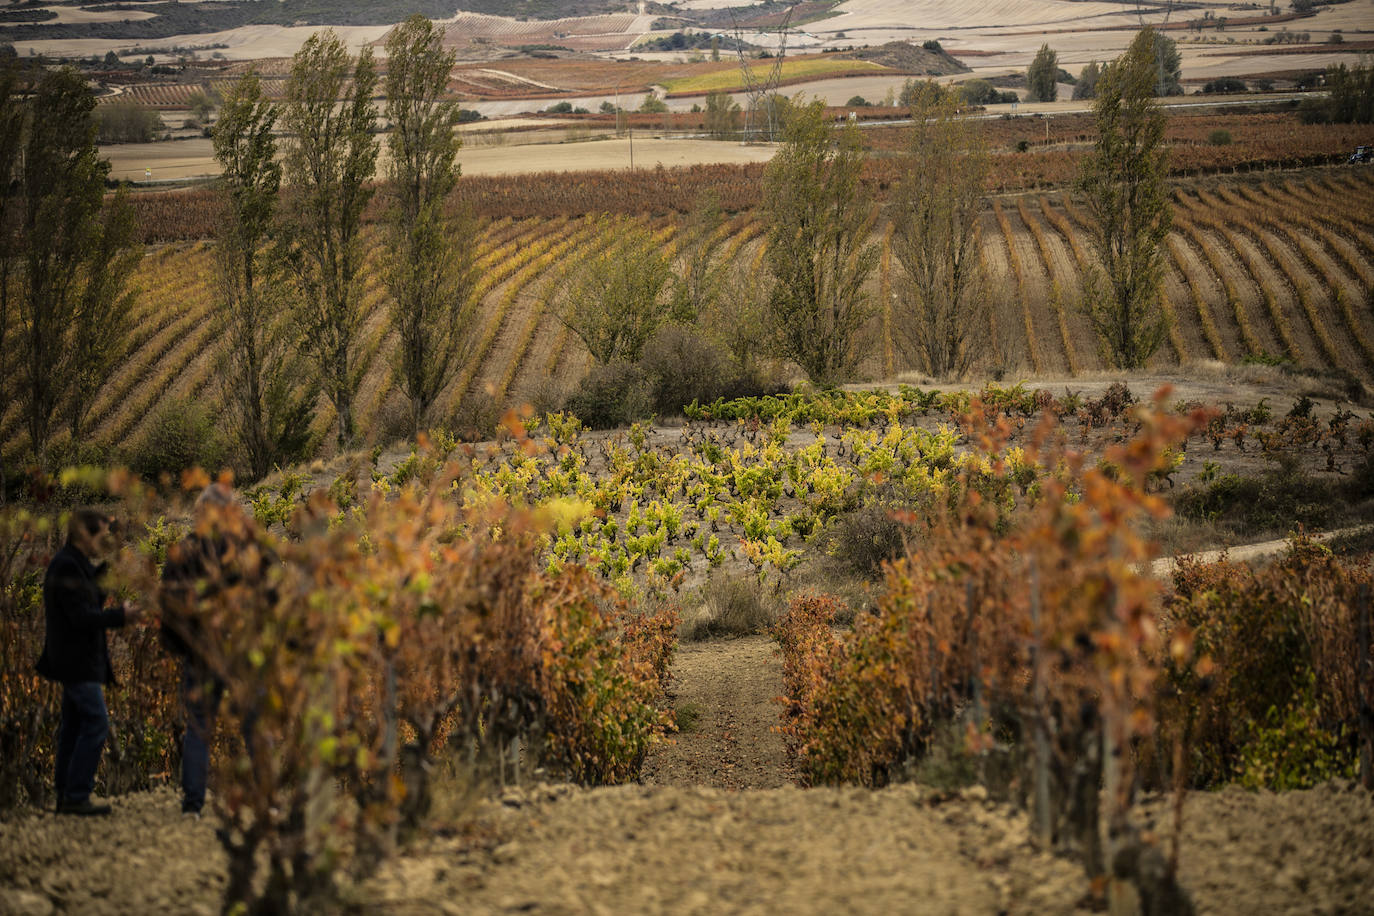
642,636,792,790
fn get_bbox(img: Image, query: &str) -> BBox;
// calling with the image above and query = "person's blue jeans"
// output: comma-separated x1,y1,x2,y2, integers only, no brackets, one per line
181,663,224,814
55,682,109,806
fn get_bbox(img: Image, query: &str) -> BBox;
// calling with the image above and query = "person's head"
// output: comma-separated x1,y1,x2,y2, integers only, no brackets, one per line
67,509,113,560
194,482,234,519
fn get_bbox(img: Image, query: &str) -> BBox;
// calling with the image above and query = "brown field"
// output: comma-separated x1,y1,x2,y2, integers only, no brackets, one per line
5,166,1372,461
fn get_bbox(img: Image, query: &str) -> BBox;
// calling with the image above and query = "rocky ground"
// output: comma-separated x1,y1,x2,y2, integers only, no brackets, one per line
2,635,1372,915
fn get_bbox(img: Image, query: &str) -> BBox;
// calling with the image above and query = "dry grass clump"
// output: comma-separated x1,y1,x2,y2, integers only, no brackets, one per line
680,575,782,640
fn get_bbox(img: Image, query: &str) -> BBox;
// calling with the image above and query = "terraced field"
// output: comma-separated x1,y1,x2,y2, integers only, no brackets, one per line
4,168,1371,458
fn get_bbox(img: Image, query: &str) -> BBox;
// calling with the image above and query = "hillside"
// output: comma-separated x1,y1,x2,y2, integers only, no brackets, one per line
4,166,1371,463
0,0,643,42
842,40,970,76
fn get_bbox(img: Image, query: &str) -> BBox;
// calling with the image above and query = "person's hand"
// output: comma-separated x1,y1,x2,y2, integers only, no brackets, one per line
120,600,143,624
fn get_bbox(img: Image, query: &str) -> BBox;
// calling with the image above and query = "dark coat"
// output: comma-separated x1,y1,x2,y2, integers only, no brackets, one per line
159,534,230,661
35,543,126,685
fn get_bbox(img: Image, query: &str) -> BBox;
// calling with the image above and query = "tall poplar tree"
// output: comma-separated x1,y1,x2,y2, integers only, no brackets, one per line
1077,28,1172,369
213,70,315,479
383,15,473,438
280,31,378,449
762,99,878,386
1028,44,1059,102
11,67,140,464
887,91,989,379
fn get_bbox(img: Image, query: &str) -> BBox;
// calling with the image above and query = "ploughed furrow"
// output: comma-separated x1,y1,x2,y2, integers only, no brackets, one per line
510,219,632,404
436,218,584,421
1037,196,1108,370
1266,181,1374,292
989,201,1044,374
45,245,215,441
1059,198,1188,365
1205,188,1354,376
483,217,606,404
1175,190,1310,366
1167,220,1240,360
98,274,221,446
1237,183,1374,371
347,218,559,438
1016,197,1079,374
1306,176,1374,232
977,213,1018,372
880,222,894,377
0,243,211,451
1176,215,1279,360
334,262,398,441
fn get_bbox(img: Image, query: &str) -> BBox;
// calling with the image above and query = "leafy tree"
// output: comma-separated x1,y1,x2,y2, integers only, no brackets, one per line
0,61,24,489
557,220,674,365
887,90,989,379
703,89,741,138
899,77,945,108
9,67,141,464
639,90,668,113
383,15,474,438
1148,31,1183,96
94,100,163,143
279,30,378,448
1073,60,1101,100
212,69,315,480
671,191,726,322
761,99,878,386
1028,44,1058,102
187,88,216,124
1304,61,1374,123
1077,28,1172,369
67,187,141,445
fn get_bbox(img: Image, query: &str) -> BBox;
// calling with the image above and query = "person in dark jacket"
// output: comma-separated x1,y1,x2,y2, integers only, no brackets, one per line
36,508,141,816
159,483,259,816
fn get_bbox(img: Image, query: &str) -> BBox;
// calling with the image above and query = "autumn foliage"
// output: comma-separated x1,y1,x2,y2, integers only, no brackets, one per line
0,423,676,912
776,391,1209,882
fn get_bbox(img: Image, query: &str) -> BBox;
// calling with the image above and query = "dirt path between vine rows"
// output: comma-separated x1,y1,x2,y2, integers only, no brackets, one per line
3,636,1373,914
641,635,792,790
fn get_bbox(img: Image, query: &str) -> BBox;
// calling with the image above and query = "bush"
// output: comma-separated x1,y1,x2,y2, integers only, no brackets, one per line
1174,464,1338,536
684,575,781,639
130,398,228,481
446,389,503,442
564,328,786,428
1202,77,1246,94
826,502,911,578
1160,539,1369,789
639,324,741,418
1207,128,1232,145
564,360,655,429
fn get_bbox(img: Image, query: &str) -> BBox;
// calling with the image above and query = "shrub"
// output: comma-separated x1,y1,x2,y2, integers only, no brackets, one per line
447,389,503,442
1202,77,1246,94
1159,538,1370,789
1207,128,1232,145
825,502,912,579
684,574,780,639
774,394,1208,893
563,360,655,429
639,325,730,417
130,398,228,481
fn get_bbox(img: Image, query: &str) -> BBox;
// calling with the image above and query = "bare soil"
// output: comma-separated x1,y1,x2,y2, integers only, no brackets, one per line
2,632,1371,915
642,635,792,790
